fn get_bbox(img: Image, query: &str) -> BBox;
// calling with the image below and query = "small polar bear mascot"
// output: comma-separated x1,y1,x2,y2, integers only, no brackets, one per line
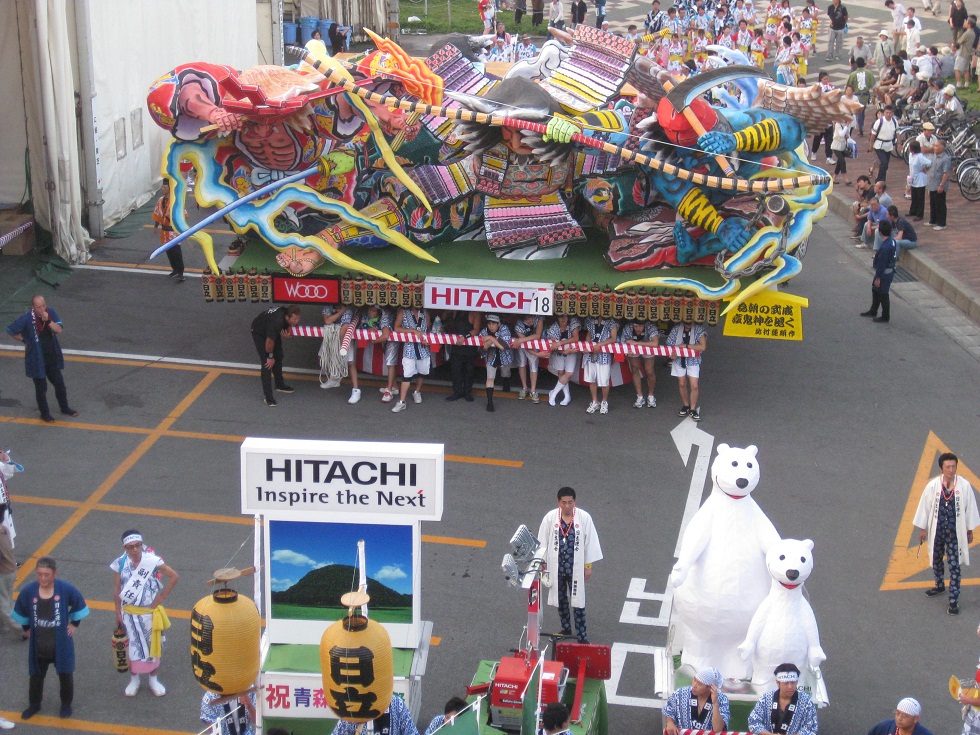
671,443,780,680
738,538,826,689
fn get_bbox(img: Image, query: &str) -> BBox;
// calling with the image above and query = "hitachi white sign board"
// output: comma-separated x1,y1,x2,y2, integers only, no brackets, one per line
241,438,444,522
424,276,555,315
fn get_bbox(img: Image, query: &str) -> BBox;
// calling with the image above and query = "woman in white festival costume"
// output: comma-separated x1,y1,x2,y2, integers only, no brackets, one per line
111,530,179,697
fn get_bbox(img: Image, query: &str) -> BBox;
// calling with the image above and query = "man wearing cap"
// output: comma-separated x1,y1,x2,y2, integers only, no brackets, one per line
941,83,966,119
664,668,730,735
873,30,896,73
516,34,538,60
867,697,934,735
913,451,979,615
748,663,818,735
915,122,939,161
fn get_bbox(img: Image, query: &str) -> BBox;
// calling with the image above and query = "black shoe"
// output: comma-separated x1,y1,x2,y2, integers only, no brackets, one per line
168,270,178,278
949,603,960,615
22,706,40,720
263,398,278,407
463,394,474,402
445,394,462,402
873,316,889,323
578,638,590,644
678,405,690,417
60,704,72,718
860,310,876,317
691,407,702,421
175,275,185,283
61,408,79,417
925,584,946,597
561,628,573,636
41,414,56,423
275,385,295,393
501,378,511,393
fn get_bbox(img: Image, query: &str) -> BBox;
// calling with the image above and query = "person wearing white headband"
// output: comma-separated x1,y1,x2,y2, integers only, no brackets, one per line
110,530,179,698
748,663,818,735
867,697,934,735
663,667,730,735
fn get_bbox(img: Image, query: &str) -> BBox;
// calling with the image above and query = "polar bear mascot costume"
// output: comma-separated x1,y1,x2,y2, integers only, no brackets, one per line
671,443,780,680
738,538,826,691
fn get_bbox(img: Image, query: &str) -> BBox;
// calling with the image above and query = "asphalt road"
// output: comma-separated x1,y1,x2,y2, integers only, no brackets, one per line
1,198,979,735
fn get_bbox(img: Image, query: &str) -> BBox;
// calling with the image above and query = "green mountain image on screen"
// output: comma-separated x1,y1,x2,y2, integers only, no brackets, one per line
271,564,412,623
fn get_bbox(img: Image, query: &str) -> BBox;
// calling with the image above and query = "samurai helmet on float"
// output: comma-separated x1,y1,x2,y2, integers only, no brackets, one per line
657,96,718,149
320,591,395,722
190,566,262,694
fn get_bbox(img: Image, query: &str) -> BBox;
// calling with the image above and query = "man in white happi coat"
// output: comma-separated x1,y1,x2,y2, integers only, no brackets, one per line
913,451,980,616
537,487,602,643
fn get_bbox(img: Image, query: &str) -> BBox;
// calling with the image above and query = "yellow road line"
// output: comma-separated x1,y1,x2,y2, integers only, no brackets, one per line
85,260,173,272
0,710,194,735
12,494,487,547
15,371,222,584
445,454,523,468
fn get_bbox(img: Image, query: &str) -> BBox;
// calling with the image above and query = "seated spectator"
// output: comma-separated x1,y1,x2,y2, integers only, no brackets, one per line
488,37,516,62
858,196,889,248
850,176,874,235
871,204,918,250
516,33,539,59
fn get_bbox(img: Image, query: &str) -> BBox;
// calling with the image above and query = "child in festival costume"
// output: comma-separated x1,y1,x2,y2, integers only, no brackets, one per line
693,28,711,68
764,0,782,49
775,35,796,84
667,31,688,72
717,23,736,50
796,6,814,54
744,0,759,29
152,180,185,282
750,28,769,66
806,0,819,51
737,19,754,53
791,31,808,79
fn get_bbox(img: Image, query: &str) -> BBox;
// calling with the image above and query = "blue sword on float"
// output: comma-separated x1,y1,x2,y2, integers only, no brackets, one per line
149,165,317,259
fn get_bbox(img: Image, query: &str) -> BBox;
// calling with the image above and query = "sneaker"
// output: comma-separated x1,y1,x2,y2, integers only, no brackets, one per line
379,386,389,393
647,395,657,408
320,378,341,389
934,225,947,230
633,395,646,408
0,717,16,729
531,392,540,404
381,389,393,403
276,384,295,394
518,389,527,400
175,275,185,283
391,401,407,413
924,584,946,597
678,405,690,417
586,401,599,414
691,406,702,421
599,401,609,414
412,390,423,404
809,152,817,161
949,602,960,615
826,157,834,164
348,388,361,404
263,397,278,407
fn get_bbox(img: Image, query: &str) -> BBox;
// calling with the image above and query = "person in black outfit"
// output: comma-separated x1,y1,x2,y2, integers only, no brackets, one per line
328,23,350,55
571,0,587,26
5,296,78,423
861,219,898,322
445,311,480,402
250,306,301,406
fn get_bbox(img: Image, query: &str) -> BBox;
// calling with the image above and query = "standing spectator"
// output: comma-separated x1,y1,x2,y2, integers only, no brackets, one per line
200,691,256,735
6,296,79,423
546,315,581,406
905,18,921,52
664,668,730,735
831,113,854,184
927,138,951,230
511,314,545,403
825,0,848,60
13,557,89,719
594,0,606,27
549,0,565,28
445,311,480,402
152,180,184,282
646,0,668,33
250,305,300,407
391,305,431,413
582,316,618,415
747,664,818,735
860,218,898,322
338,306,392,405
873,29,896,73
571,0,587,25
328,23,350,55
886,0,907,49
515,0,527,24
620,319,659,409
951,0,970,42
480,0,496,32
956,18,977,85
916,122,939,162
845,57,876,133
424,697,468,735
850,35,871,67
906,140,930,220
531,0,545,26
536,487,603,643
111,530,178,697
869,105,898,182
913,451,980,615
867,698,934,735
478,314,513,412
666,320,707,421
811,72,836,163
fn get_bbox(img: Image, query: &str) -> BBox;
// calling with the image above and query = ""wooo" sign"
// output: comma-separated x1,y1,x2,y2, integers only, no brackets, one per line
273,277,340,303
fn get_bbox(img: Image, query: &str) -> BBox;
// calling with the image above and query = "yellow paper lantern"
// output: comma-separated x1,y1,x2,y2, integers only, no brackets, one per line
191,588,261,694
320,602,394,722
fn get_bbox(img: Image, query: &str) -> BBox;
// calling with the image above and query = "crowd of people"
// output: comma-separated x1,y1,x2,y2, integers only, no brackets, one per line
253,304,710,418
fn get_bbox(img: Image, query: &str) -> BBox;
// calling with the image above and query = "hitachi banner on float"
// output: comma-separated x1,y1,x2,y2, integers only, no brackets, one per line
240,438,444,522
424,276,555,315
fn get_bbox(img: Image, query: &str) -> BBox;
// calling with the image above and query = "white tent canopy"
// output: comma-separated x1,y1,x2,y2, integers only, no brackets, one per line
1,0,257,263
